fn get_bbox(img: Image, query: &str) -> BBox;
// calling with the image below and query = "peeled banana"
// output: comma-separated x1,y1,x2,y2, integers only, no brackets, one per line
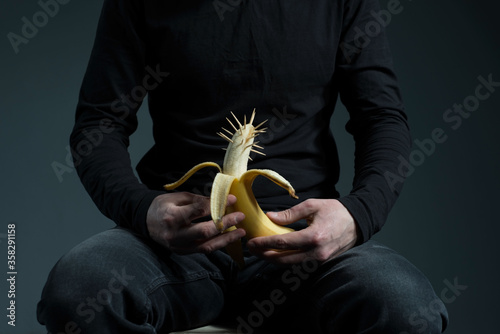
163,109,298,266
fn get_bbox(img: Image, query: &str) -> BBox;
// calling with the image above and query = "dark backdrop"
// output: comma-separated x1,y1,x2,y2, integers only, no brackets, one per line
1,0,499,333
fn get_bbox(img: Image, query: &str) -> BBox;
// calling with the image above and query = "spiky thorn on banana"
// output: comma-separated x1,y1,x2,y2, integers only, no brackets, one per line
163,109,298,266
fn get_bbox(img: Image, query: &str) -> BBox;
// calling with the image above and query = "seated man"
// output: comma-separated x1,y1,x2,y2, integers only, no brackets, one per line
37,0,448,332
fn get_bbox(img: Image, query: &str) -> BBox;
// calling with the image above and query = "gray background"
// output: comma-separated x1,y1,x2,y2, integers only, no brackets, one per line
1,0,499,333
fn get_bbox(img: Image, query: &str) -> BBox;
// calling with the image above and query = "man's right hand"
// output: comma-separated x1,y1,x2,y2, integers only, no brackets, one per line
146,192,246,254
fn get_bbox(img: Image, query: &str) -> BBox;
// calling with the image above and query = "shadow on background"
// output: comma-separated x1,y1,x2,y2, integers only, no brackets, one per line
1,0,499,333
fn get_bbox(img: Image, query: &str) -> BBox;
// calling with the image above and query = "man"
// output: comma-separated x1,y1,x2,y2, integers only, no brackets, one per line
38,0,449,332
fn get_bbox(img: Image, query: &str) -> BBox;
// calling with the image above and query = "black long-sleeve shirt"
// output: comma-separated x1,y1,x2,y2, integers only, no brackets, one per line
70,0,411,244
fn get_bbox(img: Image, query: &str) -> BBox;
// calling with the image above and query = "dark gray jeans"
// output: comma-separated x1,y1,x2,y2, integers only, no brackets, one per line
37,227,448,333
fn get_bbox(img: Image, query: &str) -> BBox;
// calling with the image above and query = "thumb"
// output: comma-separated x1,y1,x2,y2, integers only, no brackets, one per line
266,201,314,225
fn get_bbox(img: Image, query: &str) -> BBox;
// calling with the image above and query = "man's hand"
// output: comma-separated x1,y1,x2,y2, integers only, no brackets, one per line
146,192,246,254
246,199,358,264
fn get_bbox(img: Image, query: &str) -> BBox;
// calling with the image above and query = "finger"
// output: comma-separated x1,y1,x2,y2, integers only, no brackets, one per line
169,191,204,206
176,194,237,224
255,241,351,265
171,218,246,254
194,228,246,254
249,239,336,265
251,248,312,265
266,199,317,226
174,194,211,223
213,210,245,233
211,194,238,232
251,236,354,265
227,194,237,206
247,229,312,251
179,211,245,241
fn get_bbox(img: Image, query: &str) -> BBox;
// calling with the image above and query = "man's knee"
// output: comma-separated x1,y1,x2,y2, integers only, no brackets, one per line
362,255,448,332
315,241,448,332
37,230,144,331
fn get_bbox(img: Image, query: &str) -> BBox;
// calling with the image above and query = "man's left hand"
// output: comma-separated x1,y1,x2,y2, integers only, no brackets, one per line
246,199,359,264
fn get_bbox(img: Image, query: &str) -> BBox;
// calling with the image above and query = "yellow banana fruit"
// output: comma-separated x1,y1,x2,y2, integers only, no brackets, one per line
163,109,298,267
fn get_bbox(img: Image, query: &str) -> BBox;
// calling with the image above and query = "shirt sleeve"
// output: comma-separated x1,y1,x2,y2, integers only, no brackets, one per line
70,0,164,237
335,0,412,243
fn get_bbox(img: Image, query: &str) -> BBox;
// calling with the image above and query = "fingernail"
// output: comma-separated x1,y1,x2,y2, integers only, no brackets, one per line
267,212,277,218
235,212,245,223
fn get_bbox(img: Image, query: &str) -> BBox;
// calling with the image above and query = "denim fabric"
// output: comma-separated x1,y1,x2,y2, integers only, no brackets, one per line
37,228,448,333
